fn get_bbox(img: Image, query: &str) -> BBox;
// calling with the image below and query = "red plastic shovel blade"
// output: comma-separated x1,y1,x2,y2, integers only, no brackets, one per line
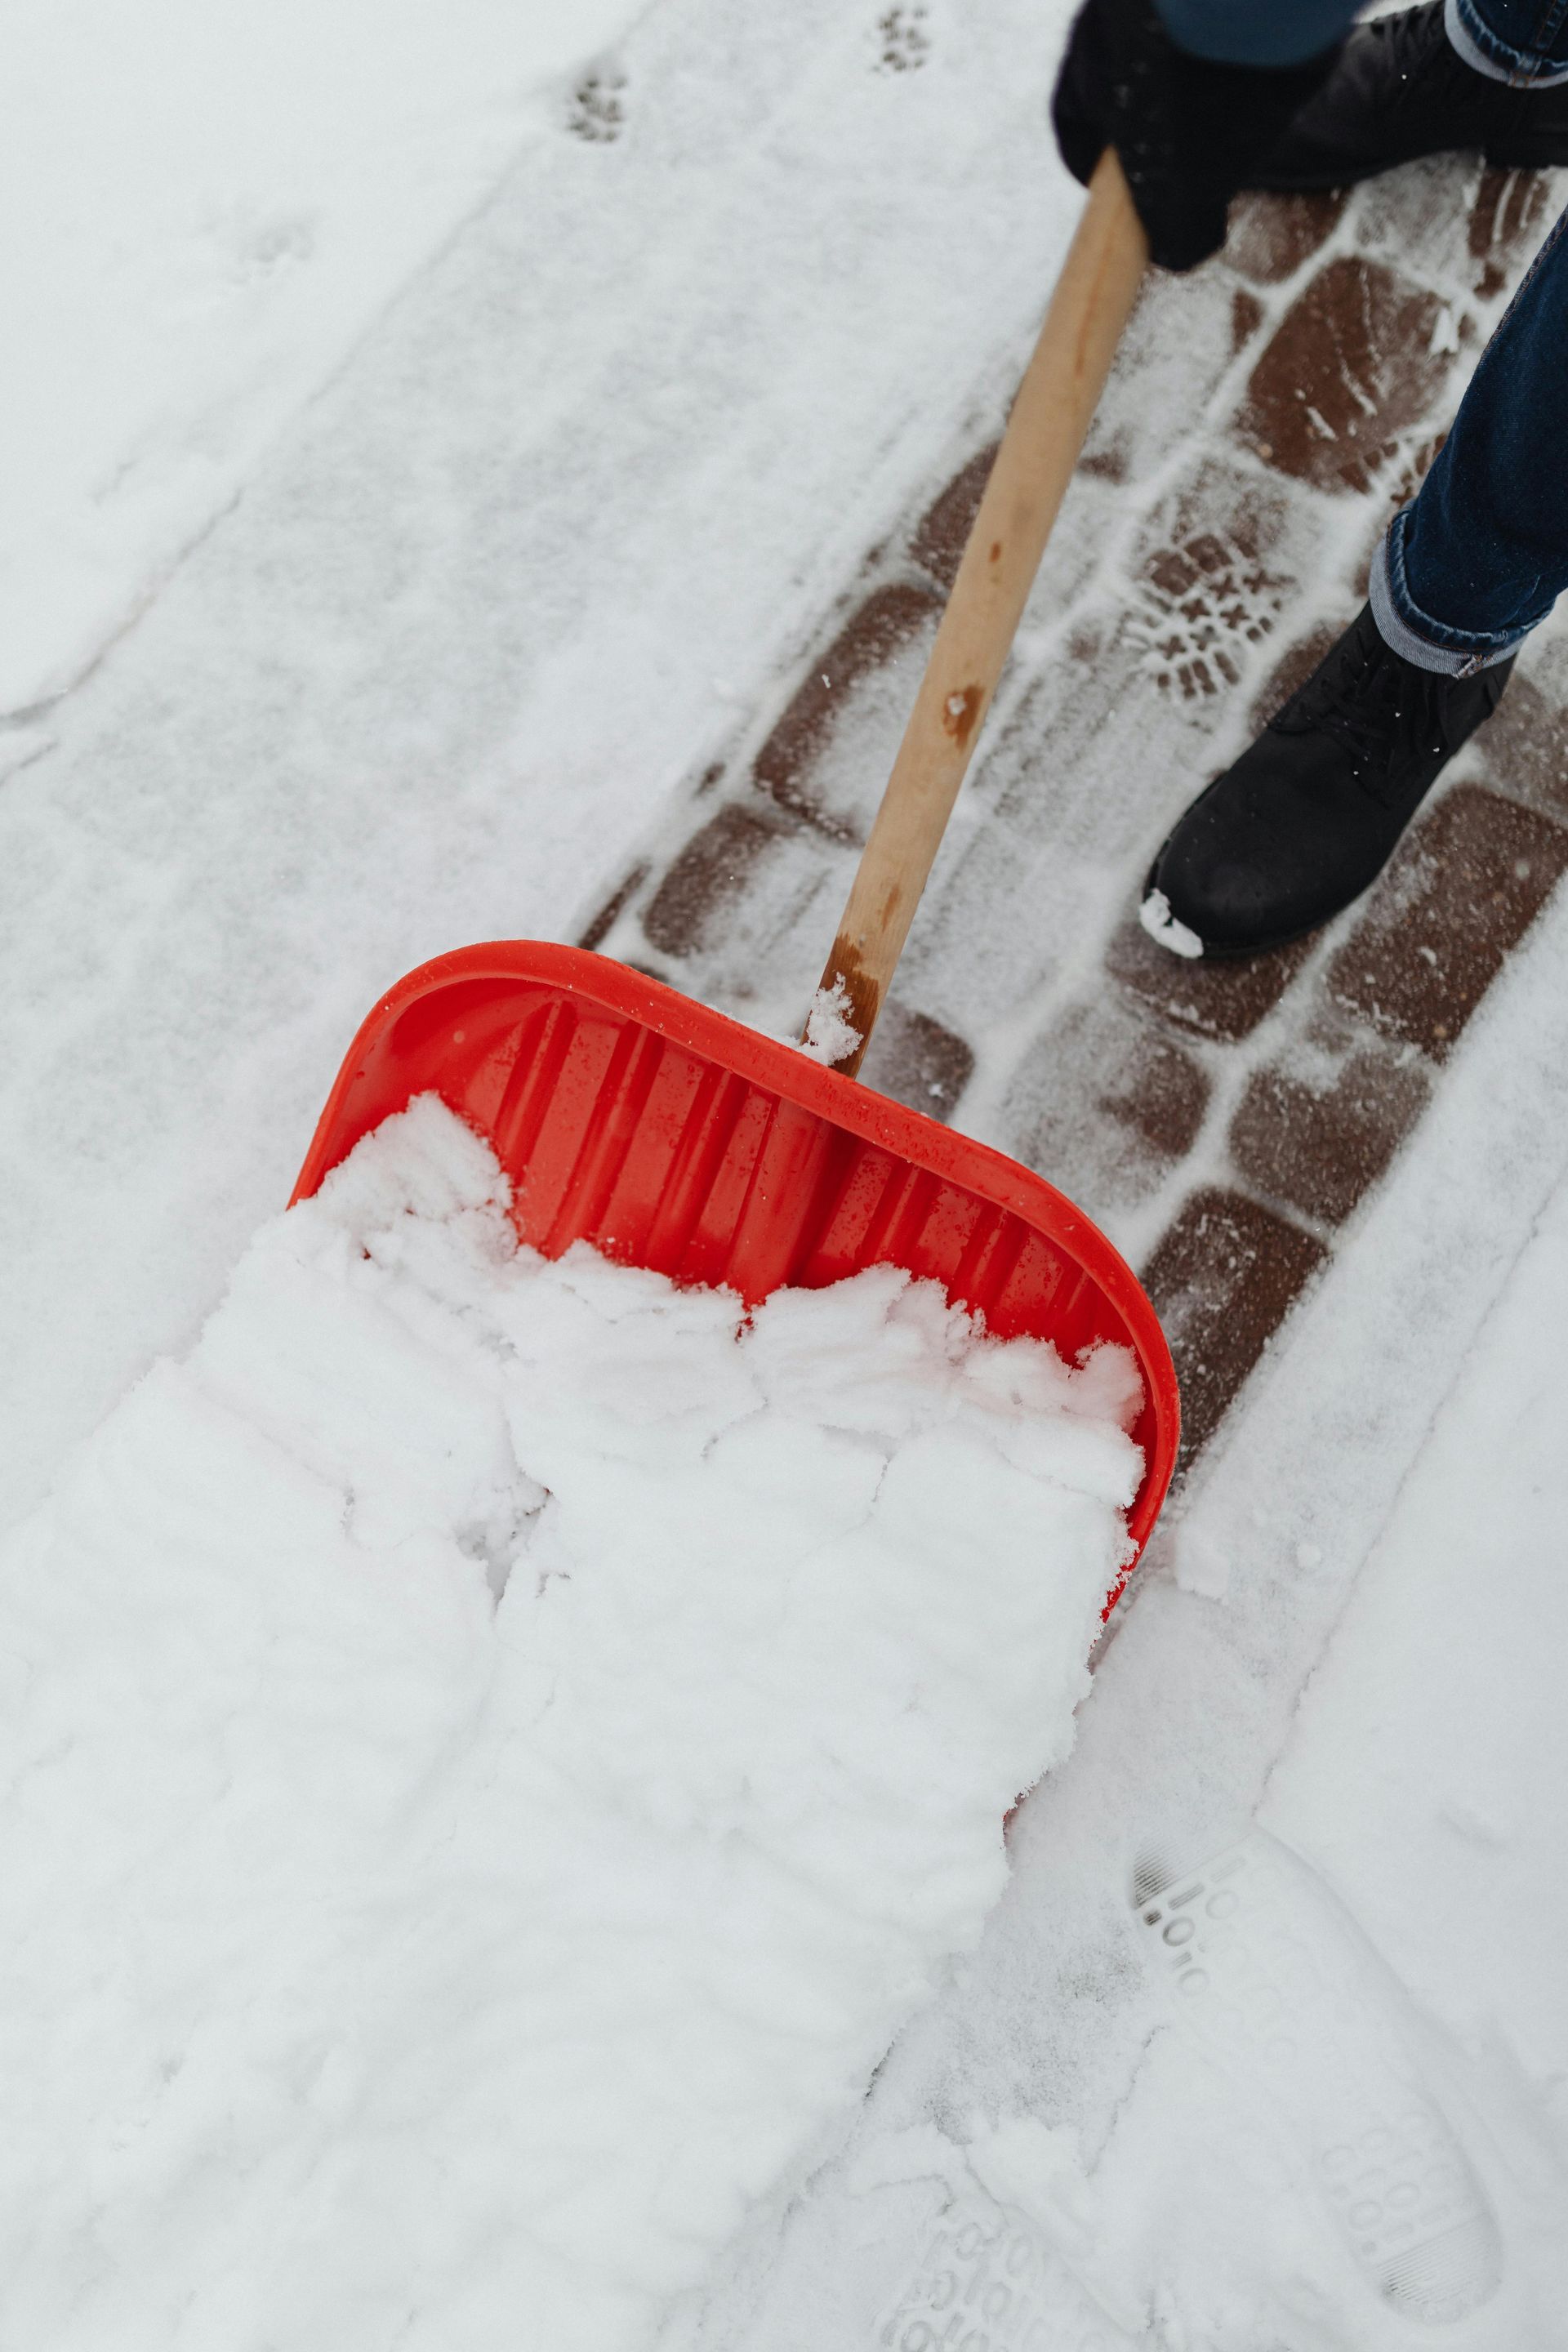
292,943,1178,1594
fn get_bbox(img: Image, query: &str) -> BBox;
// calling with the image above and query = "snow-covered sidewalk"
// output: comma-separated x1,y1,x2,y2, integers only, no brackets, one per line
8,0,1568,2341
0,0,1084,1539
688,791,1568,2350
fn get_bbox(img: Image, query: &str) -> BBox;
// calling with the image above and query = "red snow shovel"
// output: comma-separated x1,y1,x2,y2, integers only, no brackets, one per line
292,156,1176,1601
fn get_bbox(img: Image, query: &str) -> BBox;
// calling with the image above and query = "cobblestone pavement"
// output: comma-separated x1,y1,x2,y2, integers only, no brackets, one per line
577,163,1568,1477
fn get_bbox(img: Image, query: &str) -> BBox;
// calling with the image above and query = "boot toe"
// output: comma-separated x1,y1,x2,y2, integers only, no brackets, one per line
1145,777,1309,956
1137,605,1513,960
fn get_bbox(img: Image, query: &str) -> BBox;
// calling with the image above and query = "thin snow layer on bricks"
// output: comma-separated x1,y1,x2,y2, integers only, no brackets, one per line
1129,457,1308,702
1142,1187,1329,1466
603,166,1568,1481
1105,915,1315,1044
1230,1033,1432,1229
0,1096,1143,2347
1224,189,1347,287
1079,267,1256,492
858,1000,976,1122
1002,996,1211,1216
1326,784,1568,1058
909,445,998,589
755,583,942,843
1236,256,1453,494
1472,639,1568,817
640,802,837,968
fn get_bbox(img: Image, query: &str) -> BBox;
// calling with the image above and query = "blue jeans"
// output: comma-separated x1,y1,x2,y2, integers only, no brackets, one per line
1371,0,1568,674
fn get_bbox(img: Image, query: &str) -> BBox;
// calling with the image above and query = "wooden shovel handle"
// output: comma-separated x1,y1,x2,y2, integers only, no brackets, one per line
812,151,1147,1076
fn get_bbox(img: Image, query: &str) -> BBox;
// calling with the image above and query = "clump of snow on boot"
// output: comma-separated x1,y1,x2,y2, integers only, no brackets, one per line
1138,885,1204,960
0,1093,1143,2350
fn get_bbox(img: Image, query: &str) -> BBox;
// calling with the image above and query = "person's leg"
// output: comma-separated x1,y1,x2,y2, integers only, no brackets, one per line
1376,200,1568,672
1245,0,1568,191
1142,151,1568,956
1447,0,1568,86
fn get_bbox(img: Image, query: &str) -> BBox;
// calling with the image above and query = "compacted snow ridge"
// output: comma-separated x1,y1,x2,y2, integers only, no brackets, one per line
0,1094,1145,2348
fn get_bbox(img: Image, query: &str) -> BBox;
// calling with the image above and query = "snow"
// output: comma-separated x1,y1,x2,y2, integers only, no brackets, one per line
0,0,644,714
799,978,864,1067
1263,1182,1568,2175
1137,885,1204,960
684,844,1568,2352
8,0,1568,2337
0,0,1087,1540
0,1094,1143,2348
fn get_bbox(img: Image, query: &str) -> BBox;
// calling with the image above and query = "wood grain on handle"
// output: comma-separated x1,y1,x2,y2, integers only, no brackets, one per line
813,151,1147,1076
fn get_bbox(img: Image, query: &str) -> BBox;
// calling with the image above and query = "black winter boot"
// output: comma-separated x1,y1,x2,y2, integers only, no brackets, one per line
1248,2,1568,192
1141,604,1514,959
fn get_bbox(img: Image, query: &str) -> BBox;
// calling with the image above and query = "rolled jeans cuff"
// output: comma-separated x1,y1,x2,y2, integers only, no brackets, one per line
1445,0,1568,87
1370,508,1535,676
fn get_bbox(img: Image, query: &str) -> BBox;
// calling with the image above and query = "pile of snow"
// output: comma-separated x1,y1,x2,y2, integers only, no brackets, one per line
0,1094,1143,2348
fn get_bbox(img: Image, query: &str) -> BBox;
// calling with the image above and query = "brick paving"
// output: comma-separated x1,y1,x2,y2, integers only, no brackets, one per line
580,160,1568,1478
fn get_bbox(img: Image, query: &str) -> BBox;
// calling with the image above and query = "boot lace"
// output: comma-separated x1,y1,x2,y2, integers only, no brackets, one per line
1284,626,1451,805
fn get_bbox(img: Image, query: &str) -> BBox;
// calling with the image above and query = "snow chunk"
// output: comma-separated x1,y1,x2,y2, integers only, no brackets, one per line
798,976,862,1066
0,1094,1143,2348
1138,886,1204,960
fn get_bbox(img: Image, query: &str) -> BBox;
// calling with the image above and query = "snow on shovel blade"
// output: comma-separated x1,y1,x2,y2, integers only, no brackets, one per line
292,941,1179,1600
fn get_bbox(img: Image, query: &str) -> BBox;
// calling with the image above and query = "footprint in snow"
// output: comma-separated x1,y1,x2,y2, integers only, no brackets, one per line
568,67,626,145
1134,1829,1503,2325
877,5,930,73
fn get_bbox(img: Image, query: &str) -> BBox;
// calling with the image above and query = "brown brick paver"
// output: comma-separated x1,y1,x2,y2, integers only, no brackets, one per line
641,803,805,960
1225,190,1347,285
910,447,998,590
1105,921,1313,1044
755,583,942,840
1237,257,1454,493
1142,1188,1330,1464
1003,996,1211,1214
1230,1039,1431,1227
1327,783,1568,1057
860,1003,975,1121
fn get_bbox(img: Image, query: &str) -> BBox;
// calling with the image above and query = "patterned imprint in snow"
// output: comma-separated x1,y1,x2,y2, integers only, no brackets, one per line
567,69,626,142
1133,531,1291,700
877,2191,1127,2352
1136,1831,1502,2323
877,4,930,71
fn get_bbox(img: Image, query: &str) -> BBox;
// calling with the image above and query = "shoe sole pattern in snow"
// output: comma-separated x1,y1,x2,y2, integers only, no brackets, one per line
875,2189,1133,2352
1134,1830,1502,2324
